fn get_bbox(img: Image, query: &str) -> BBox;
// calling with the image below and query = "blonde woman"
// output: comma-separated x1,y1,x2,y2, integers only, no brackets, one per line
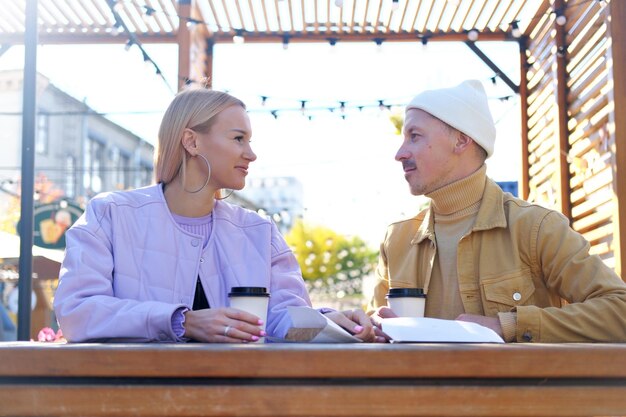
54,88,375,343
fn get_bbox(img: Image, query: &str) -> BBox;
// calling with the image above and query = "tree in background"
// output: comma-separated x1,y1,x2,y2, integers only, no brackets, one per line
285,219,378,304
0,174,64,234
389,111,404,136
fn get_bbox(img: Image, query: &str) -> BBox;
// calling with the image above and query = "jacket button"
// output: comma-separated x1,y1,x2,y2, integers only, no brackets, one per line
200,257,204,263
512,292,522,301
191,239,199,247
522,332,533,342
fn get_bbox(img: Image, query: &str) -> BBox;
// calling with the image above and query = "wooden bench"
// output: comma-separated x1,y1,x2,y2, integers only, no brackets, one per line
1,342,626,416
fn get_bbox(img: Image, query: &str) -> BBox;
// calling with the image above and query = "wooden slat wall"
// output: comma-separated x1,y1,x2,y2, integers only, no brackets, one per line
565,0,614,265
524,0,618,270
525,5,560,210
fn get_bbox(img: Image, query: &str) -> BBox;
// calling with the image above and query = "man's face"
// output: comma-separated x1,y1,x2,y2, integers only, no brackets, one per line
395,108,460,196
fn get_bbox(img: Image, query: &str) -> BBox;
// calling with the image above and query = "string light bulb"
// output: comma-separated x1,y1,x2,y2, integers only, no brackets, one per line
233,29,245,44
112,21,124,36
510,20,521,38
141,51,153,70
186,18,200,29
282,35,289,50
467,29,479,42
335,0,344,7
555,10,567,26
374,38,384,52
392,0,400,11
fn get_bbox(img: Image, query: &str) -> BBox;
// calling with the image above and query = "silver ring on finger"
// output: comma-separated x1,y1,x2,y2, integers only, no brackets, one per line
223,325,232,337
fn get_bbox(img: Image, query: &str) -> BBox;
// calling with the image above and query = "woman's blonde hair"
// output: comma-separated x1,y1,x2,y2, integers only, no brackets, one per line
154,88,246,184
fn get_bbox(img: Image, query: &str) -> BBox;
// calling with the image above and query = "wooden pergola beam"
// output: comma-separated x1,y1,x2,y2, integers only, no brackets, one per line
0,30,512,45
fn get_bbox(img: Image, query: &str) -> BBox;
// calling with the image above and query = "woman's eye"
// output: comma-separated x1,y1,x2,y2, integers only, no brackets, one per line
234,136,243,142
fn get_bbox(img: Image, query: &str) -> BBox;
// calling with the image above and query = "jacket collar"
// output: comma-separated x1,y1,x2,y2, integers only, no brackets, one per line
412,177,507,244
472,178,508,231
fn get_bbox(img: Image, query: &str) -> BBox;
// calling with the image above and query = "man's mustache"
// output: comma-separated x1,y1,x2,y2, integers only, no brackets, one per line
402,160,416,171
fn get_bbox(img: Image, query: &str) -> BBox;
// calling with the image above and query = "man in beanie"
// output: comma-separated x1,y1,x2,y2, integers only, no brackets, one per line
368,80,626,342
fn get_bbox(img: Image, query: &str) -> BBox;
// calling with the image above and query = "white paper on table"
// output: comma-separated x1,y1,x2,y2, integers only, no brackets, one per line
382,317,505,343
283,306,362,343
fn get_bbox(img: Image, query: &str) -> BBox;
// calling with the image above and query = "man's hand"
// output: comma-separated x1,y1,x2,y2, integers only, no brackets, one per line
456,313,503,338
368,306,398,343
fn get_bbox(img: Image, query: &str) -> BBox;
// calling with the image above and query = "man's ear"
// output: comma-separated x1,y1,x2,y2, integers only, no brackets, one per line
454,132,473,154
181,128,198,156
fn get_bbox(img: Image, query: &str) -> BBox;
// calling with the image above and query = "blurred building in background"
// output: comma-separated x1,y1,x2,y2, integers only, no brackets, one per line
0,70,154,206
239,176,304,234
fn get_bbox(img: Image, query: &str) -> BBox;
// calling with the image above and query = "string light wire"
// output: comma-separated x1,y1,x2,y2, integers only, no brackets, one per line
101,0,604,117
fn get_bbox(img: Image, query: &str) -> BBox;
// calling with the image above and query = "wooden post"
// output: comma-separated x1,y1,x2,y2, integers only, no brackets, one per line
203,38,214,88
185,0,213,89
518,37,530,200
609,0,626,278
177,0,191,92
554,0,571,219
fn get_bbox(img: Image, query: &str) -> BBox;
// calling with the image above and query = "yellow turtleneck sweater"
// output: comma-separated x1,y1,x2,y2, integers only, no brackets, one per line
424,165,486,320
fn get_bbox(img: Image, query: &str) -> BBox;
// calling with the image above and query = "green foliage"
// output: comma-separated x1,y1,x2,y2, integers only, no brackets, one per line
389,111,404,136
285,219,378,297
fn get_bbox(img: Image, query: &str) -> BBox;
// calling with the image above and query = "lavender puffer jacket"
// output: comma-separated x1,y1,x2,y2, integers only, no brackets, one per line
53,184,311,342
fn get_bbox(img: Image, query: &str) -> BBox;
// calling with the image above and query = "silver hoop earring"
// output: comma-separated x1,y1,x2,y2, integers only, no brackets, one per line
183,154,211,194
216,189,234,200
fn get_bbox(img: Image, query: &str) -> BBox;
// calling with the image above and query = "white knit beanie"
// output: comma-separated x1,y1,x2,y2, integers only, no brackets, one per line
406,80,496,158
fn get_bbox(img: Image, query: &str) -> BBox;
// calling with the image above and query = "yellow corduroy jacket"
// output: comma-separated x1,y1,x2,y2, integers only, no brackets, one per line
369,178,626,342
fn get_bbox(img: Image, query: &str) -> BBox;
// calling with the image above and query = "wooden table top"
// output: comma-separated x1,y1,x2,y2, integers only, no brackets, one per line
2,341,626,379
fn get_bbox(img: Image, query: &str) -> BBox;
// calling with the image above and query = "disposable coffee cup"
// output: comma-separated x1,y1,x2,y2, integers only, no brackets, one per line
228,287,270,342
386,288,426,317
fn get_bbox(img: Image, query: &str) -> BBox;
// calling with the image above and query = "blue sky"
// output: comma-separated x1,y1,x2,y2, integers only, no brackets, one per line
1,39,521,246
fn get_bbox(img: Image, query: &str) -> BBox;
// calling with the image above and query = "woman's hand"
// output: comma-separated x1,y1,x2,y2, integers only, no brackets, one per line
323,309,378,342
183,308,266,343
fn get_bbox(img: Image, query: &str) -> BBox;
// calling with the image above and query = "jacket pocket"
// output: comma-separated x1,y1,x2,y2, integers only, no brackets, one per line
480,270,536,315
